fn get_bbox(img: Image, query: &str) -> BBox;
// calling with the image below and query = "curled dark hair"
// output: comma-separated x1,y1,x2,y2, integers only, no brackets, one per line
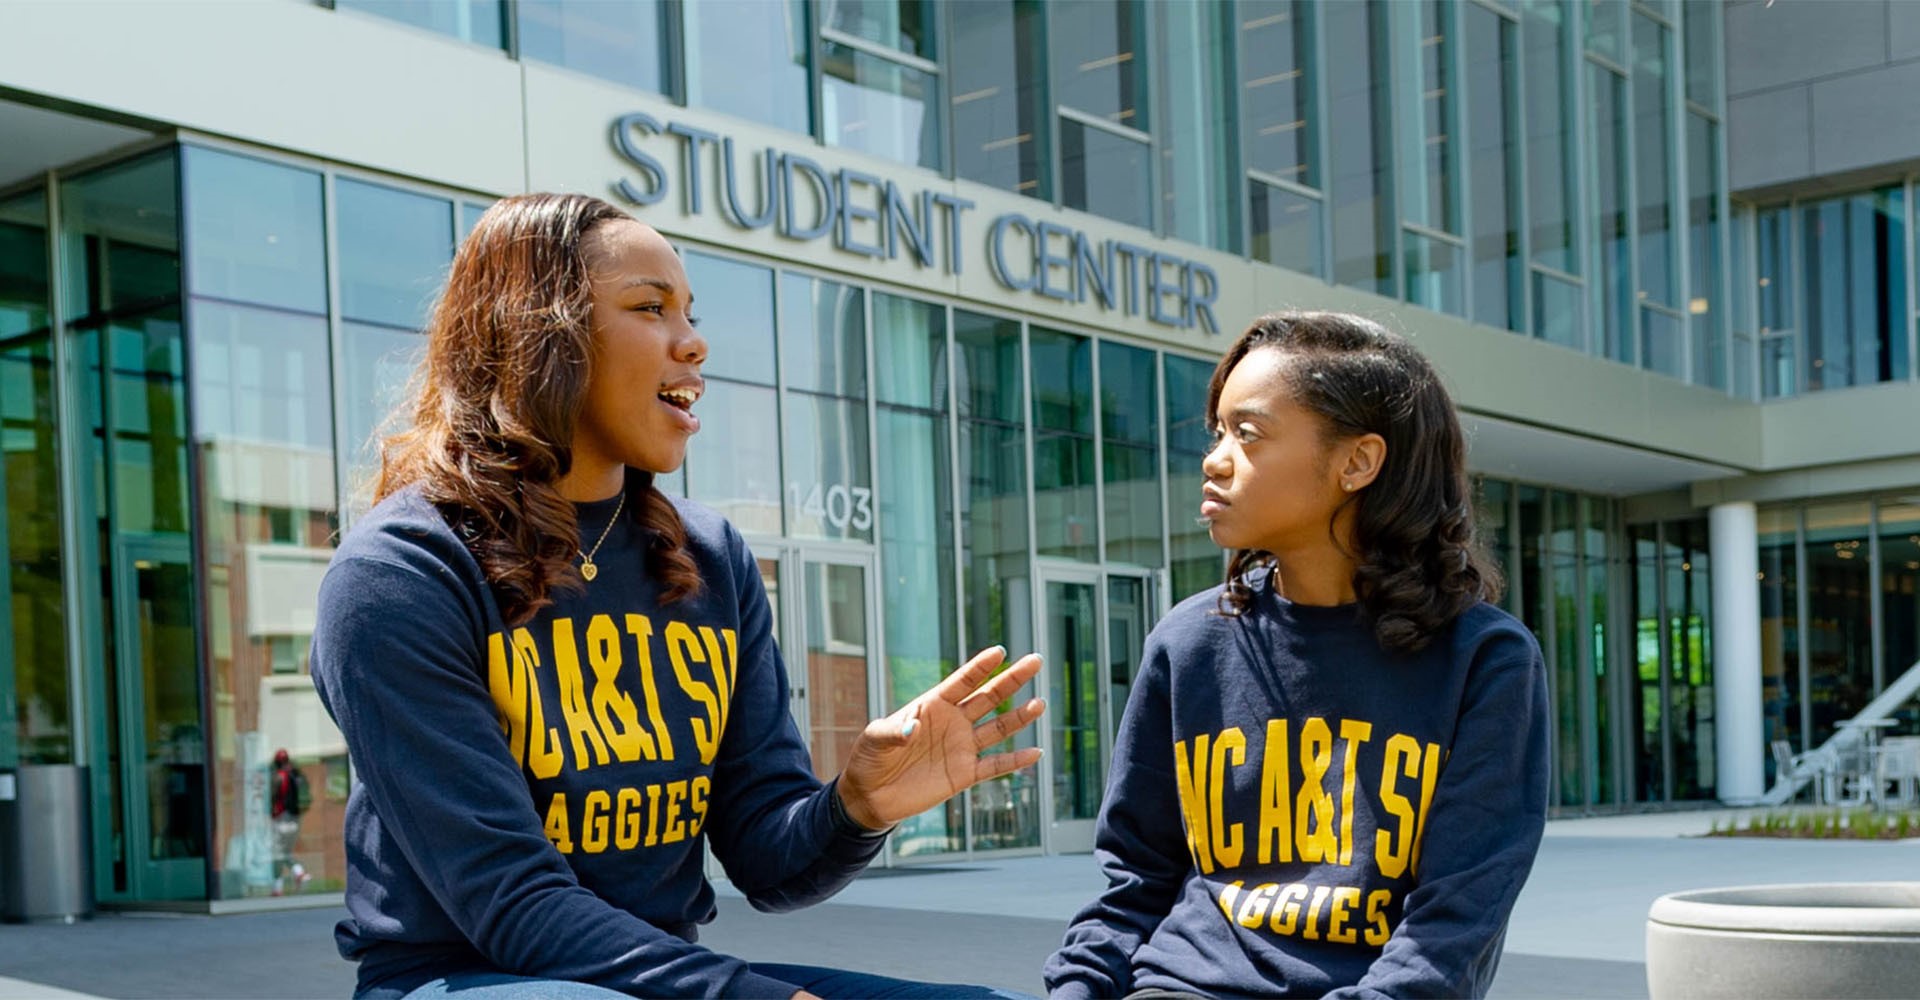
374,193,701,624
1210,311,1502,653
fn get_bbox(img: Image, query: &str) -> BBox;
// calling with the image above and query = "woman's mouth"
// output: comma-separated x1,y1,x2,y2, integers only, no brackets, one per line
657,386,701,433
1200,489,1229,520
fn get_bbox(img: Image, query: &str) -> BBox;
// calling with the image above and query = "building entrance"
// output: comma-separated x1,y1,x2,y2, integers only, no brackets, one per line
1040,566,1155,854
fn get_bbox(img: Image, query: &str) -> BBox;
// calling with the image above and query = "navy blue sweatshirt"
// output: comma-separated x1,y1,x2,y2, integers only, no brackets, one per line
1046,572,1549,999
310,481,884,999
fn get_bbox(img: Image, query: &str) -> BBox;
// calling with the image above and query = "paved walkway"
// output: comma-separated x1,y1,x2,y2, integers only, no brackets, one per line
0,809,1914,999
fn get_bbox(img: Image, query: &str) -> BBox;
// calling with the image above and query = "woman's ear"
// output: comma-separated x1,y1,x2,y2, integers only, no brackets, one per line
1338,433,1387,493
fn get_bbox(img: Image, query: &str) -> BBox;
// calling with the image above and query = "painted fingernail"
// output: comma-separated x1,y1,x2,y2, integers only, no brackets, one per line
902,718,919,738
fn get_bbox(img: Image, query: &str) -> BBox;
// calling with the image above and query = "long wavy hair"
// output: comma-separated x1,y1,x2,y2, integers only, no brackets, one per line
374,193,701,625
1210,311,1502,654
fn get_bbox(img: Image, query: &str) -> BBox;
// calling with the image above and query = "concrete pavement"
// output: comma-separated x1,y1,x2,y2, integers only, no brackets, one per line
1,809,1914,999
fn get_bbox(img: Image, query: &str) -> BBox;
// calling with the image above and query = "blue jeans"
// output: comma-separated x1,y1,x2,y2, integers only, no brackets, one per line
400,966,1037,1000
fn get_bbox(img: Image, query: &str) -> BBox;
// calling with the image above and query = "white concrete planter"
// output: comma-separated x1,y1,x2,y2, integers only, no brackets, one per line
1646,883,1920,1000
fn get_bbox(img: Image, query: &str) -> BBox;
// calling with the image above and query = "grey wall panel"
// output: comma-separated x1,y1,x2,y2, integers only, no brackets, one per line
1725,0,1887,96
1810,58,1920,176
1891,0,1920,61
1728,86,1814,191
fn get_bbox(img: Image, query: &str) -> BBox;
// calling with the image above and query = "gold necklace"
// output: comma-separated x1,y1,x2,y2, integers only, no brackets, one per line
578,492,625,582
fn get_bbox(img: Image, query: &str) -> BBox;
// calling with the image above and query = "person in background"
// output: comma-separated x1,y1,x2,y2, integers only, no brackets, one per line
311,193,1046,1000
1046,311,1550,999
270,747,310,895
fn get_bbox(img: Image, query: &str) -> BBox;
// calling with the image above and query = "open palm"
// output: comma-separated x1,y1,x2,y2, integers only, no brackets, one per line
836,647,1046,831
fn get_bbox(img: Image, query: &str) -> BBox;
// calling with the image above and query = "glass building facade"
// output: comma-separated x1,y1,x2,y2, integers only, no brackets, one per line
7,0,1920,907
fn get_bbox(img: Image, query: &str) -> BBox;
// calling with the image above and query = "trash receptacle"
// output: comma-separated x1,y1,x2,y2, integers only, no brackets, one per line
0,764,94,923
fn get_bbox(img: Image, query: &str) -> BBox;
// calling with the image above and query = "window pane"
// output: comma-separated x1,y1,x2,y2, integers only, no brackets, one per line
1101,342,1159,567
686,379,782,535
682,251,776,385
1240,0,1316,187
1802,187,1908,390
821,0,934,59
784,393,873,542
1406,0,1457,234
1165,354,1218,601
1251,183,1325,278
337,323,424,519
685,0,811,136
1665,519,1714,800
1804,502,1874,748
1687,114,1724,389
1525,0,1576,274
459,202,490,244
0,189,70,763
822,41,942,170
335,0,505,48
1534,269,1585,350
1060,118,1151,231
1584,0,1625,62
873,292,944,409
781,273,866,398
1878,503,1920,733
191,301,334,453
1757,207,1792,335
950,0,1047,197
1158,0,1237,251
1634,14,1675,310
517,0,668,94
1732,332,1755,400
1757,507,1801,756
955,309,1024,424
184,149,325,314
879,406,960,856
1051,0,1147,129
1327,0,1393,294
1761,335,1796,398
336,179,453,329
1031,327,1095,562
1468,6,1520,331
1592,65,1632,363
1682,0,1717,108
1641,306,1684,379
1405,230,1465,319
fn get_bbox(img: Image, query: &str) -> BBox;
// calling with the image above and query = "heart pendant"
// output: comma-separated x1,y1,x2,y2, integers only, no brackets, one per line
582,561,598,582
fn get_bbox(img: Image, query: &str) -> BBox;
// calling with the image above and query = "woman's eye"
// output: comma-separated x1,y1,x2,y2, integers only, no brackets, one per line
687,314,702,328
634,302,664,315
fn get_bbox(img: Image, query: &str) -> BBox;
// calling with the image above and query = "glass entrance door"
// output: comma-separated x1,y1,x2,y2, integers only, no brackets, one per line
61,151,209,902
793,553,877,780
1041,569,1155,853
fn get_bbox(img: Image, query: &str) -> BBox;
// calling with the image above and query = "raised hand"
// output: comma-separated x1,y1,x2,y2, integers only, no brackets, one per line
835,646,1046,831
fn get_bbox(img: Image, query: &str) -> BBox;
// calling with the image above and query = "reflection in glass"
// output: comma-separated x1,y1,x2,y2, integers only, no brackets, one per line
335,0,506,48
1641,307,1683,380
1800,187,1907,390
1060,118,1151,231
1157,0,1237,251
1633,14,1675,309
1032,328,1096,562
949,0,1047,197
1467,6,1520,332
0,190,72,765
183,148,326,314
822,42,942,170
1251,183,1325,278
517,0,668,94
873,293,943,408
338,323,425,514
1878,504,1920,734
686,380,782,535
783,394,873,543
1525,0,1576,274
803,562,871,781
191,301,335,453
1534,270,1584,350
1761,335,1796,399
1047,580,1101,824
1682,0,1718,107
1687,113,1724,389
1051,0,1146,128
821,0,934,58
1326,0,1393,294
781,274,866,397
1407,0,1456,235
1107,577,1148,743
955,311,1037,851
1404,231,1465,319
336,178,453,329
1665,519,1714,801
1803,502,1873,748
1592,65,1632,363
1584,0,1625,61
1631,525,1664,801
685,0,811,136
1165,355,1217,601
683,251,776,386
1757,507,1802,756
1240,0,1316,186
1100,343,1160,567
